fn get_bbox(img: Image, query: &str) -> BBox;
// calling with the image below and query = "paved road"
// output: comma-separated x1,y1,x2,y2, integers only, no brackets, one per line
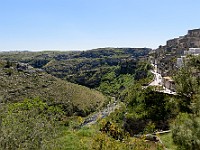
149,70,162,86
149,63,176,95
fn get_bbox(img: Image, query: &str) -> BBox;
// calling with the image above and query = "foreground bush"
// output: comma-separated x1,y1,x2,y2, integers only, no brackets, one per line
172,113,200,150
0,98,63,149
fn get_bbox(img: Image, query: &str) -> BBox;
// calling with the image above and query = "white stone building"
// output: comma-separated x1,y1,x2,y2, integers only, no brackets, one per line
184,48,200,55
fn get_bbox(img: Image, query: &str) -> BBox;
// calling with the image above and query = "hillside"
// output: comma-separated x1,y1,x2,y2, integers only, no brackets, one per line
45,48,151,87
154,28,200,76
166,29,200,49
0,48,151,90
1,40,199,149
0,60,106,116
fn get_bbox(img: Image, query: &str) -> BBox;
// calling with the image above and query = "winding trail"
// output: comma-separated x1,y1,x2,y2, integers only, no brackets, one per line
149,62,176,95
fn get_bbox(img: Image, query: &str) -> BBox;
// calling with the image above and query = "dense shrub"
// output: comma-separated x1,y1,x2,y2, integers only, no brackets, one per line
0,98,63,149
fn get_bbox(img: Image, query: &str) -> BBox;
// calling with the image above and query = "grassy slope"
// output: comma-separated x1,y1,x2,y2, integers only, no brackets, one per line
159,133,177,150
0,61,106,116
52,126,164,150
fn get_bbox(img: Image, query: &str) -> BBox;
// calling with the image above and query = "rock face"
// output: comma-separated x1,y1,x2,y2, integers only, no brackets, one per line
166,29,200,49
155,28,200,77
188,29,200,37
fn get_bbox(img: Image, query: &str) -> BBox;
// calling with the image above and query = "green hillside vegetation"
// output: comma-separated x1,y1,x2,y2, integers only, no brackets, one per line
0,48,151,89
170,55,200,150
0,60,106,116
0,98,163,150
98,61,153,98
0,64,163,149
0,98,63,149
1,48,168,149
0,48,152,99
124,85,178,135
43,48,151,89
0,51,76,68
107,55,200,149
2,30,200,149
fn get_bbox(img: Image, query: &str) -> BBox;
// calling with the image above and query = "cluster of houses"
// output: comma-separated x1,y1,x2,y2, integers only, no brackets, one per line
161,76,175,92
155,48,200,92
163,48,200,92
153,29,200,93
176,48,200,68
184,48,200,55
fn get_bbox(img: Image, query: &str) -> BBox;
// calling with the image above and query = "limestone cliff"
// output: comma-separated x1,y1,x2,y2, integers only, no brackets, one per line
166,28,200,49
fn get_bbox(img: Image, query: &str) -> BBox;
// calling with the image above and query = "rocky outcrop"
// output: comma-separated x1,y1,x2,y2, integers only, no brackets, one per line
155,28,200,77
166,29,200,49
17,62,44,74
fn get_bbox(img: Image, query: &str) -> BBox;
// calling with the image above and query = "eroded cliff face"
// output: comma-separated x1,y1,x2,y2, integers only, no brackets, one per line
155,29,200,77
166,29,200,49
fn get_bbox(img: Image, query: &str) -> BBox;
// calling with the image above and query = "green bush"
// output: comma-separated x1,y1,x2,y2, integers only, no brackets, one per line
172,113,200,150
0,98,63,149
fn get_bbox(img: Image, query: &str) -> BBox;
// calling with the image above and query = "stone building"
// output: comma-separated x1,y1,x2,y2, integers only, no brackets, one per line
184,48,200,55
162,76,175,92
166,29,200,49
176,57,184,68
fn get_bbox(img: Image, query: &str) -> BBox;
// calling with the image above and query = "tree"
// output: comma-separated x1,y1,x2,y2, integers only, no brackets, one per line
172,113,200,150
174,59,199,113
172,55,200,149
124,86,177,135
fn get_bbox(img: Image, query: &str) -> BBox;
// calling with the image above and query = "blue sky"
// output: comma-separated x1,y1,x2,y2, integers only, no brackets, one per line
0,0,200,51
